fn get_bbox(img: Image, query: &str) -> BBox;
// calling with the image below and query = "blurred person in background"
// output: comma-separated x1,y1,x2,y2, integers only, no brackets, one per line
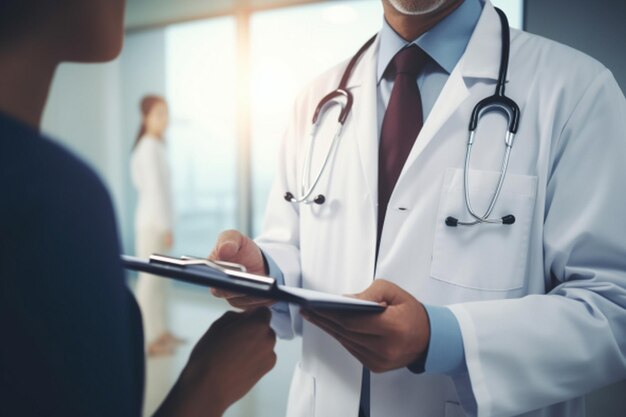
131,94,183,356
0,1,276,416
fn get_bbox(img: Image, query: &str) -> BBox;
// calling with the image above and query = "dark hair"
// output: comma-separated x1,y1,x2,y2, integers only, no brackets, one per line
0,2,35,42
133,95,166,150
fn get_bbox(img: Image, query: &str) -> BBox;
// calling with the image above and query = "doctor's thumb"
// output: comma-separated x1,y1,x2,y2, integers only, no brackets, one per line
214,230,244,260
353,279,396,305
218,241,239,259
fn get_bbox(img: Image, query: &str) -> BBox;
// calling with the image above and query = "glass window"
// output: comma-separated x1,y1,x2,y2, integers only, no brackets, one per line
165,17,238,255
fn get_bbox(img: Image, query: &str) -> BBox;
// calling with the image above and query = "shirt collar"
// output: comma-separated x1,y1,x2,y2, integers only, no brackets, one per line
377,0,483,84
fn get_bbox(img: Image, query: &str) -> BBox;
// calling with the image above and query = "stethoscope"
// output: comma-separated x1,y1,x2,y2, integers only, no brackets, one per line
283,35,376,205
285,8,520,229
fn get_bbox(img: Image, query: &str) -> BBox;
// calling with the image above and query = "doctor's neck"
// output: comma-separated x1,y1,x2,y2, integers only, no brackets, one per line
382,0,464,41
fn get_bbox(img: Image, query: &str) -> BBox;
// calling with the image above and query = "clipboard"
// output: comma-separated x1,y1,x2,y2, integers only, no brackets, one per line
121,254,385,313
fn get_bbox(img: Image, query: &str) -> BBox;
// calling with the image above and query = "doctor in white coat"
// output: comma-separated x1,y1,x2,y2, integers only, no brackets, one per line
210,0,626,416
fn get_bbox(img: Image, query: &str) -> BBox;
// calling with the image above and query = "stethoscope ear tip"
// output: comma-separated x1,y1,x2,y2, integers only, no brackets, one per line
445,217,459,227
283,191,326,204
501,214,515,224
313,195,326,205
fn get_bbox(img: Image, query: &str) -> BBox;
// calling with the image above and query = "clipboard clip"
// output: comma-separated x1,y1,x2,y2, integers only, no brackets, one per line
149,254,277,288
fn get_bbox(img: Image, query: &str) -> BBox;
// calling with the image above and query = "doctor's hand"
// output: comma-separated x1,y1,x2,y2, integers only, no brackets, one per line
208,229,276,309
301,280,430,373
154,308,277,417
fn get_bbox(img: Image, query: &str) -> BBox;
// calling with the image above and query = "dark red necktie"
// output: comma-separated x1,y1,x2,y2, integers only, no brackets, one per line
378,45,428,244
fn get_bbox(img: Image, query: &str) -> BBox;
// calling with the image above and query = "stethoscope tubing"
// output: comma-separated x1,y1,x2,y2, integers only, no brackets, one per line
456,131,514,226
448,7,519,227
285,37,376,205
285,8,520,230
292,122,343,205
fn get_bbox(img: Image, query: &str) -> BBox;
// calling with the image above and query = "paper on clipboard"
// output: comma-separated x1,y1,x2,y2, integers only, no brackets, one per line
121,254,384,313
278,286,379,308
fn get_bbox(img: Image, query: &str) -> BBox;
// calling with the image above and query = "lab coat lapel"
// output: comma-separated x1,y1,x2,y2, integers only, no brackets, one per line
345,35,381,214
396,1,501,184
460,0,504,81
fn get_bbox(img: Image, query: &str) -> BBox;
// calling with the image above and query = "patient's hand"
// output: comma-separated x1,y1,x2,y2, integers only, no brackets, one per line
154,308,277,417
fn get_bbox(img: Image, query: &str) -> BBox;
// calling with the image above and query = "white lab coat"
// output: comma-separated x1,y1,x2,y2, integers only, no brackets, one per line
256,2,626,417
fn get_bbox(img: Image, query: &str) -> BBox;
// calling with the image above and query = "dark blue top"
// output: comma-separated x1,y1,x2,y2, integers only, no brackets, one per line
0,112,144,416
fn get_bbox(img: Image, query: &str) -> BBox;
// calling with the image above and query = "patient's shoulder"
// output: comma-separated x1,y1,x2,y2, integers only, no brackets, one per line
0,114,115,233
0,114,122,293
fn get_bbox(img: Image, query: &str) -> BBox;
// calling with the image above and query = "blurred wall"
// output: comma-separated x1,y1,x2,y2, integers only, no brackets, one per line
125,0,317,29
525,2,626,412
525,0,626,93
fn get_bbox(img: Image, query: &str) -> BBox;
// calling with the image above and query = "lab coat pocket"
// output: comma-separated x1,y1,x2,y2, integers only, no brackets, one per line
430,168,537,291
286,362,316,417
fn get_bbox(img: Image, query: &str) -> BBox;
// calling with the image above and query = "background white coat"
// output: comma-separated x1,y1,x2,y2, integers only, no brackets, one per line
131,136,174,342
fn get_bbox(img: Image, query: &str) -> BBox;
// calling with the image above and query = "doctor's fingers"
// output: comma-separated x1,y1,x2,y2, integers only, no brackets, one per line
211,287,244,299
211,229,263,264
231,296,276,309
210,230,245,259
211,288,275,305
302,310,383,341
305,313,420,373
304,314,390,371
212,288,276,309
302,309,385,336
209,230,267,276
354,279,410,306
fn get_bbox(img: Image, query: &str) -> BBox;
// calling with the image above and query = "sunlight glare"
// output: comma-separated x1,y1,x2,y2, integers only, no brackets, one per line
323,4,359,25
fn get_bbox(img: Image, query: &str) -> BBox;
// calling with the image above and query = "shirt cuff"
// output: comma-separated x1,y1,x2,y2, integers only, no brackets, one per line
423,304,467,375
261,250,289,314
